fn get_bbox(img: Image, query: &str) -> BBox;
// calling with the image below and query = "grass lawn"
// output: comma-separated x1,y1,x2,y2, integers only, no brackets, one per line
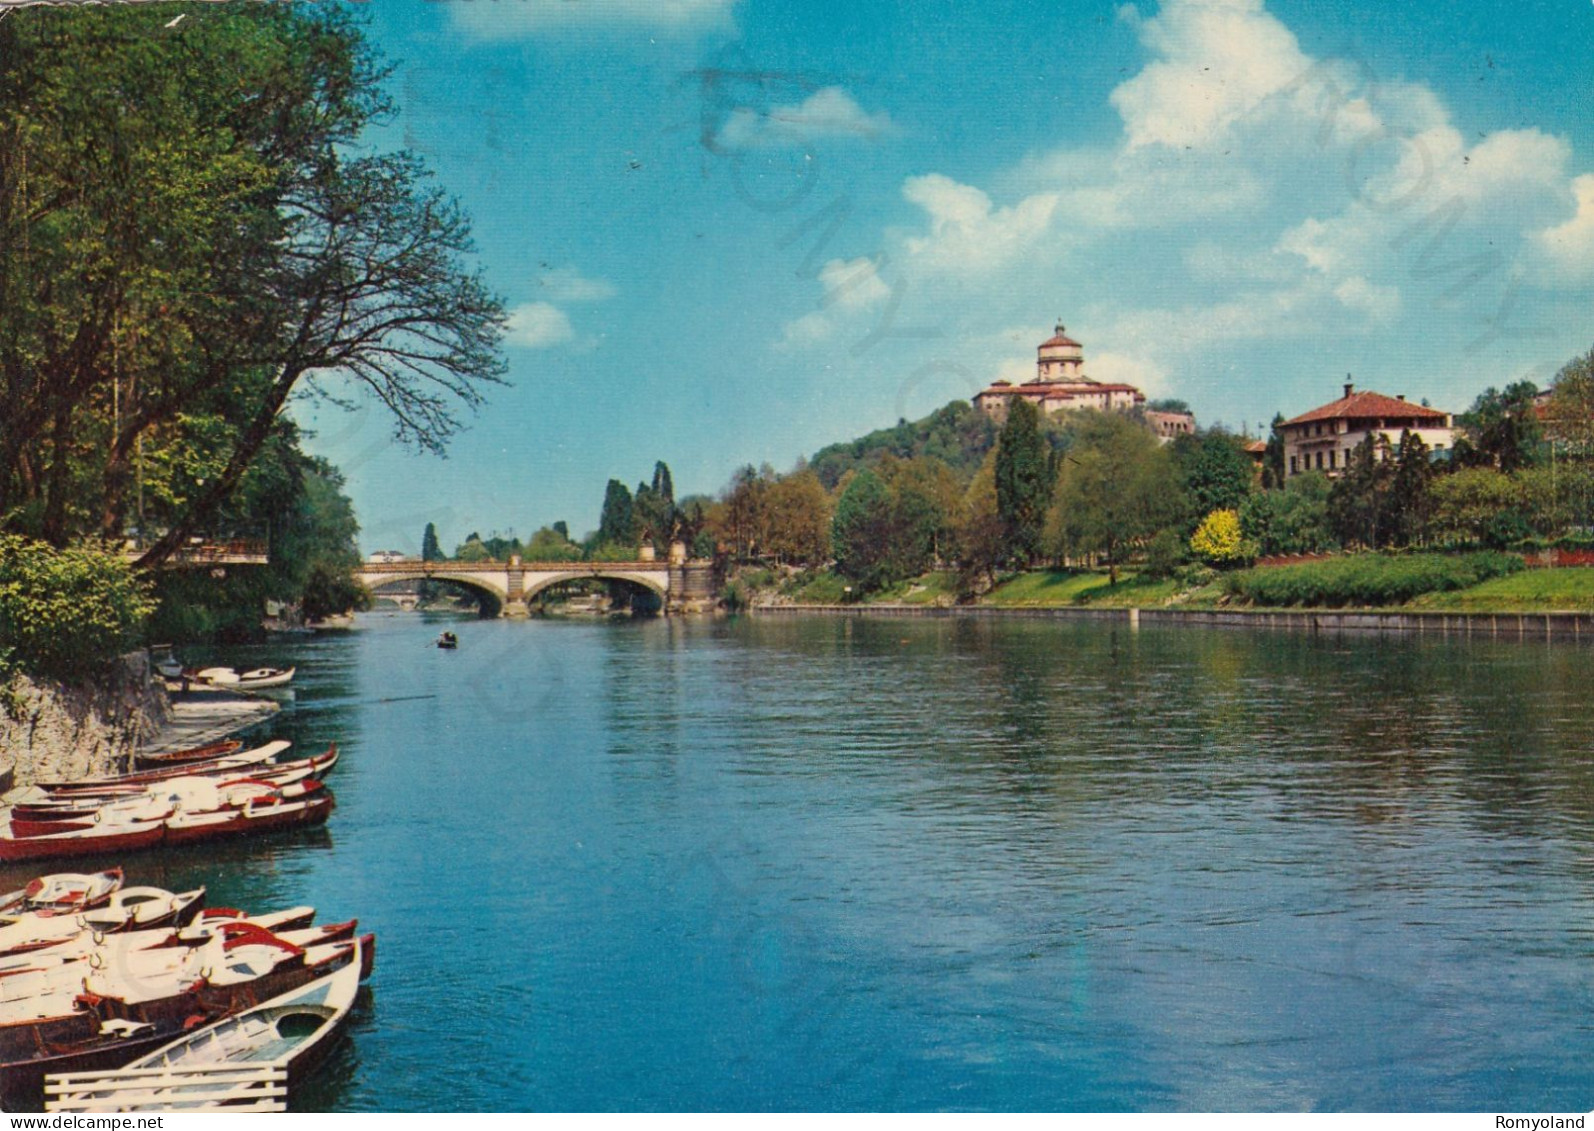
1410,567,1594,611
982,570,1190,607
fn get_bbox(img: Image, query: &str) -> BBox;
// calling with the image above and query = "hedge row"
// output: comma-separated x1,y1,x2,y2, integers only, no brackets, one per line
1222,551,1525,608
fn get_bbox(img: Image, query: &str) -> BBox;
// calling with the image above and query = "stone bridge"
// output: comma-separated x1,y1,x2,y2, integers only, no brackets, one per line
354,554,718,616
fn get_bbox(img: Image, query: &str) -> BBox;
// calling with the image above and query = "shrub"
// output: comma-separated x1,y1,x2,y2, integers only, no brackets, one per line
1190,509,1248,566
0,536,156,681
1222,551,1524,608
1143,528,1187,579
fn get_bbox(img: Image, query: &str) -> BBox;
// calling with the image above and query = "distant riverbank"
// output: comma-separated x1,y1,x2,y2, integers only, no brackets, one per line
750,602,1594,641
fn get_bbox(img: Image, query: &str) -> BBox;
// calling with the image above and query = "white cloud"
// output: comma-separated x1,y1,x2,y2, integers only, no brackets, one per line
716,87,893,150
900,174,1058,277
817,257,890,312
504,302,575,349
1333,276,1401,323
452,0,735,40
536,267,617,303
1111,0,1312,150
1535,174,1594,283
1091,351,1171,397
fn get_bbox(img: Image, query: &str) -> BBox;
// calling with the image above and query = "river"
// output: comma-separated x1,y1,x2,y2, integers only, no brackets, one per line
10,612,1594,1111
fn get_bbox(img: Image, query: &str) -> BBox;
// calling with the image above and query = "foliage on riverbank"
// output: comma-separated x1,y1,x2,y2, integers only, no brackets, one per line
1220,552,1525,609
0,537,153,681
738,557,1594,615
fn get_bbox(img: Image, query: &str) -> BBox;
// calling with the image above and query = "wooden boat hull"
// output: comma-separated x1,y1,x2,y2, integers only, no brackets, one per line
0,822,166,864
132,740,243,770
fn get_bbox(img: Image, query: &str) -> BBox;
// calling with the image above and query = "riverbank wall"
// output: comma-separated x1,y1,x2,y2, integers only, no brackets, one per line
751,604,1594,640
0,652,169,787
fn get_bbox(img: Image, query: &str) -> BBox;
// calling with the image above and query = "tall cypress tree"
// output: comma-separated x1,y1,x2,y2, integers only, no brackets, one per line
597,479,635,547
994,399,1049,565
421,522,442,562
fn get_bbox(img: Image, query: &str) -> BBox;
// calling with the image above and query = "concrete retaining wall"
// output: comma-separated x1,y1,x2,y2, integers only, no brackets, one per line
751,603,1594,640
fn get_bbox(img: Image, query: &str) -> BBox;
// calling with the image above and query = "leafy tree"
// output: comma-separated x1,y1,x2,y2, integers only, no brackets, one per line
1240,472,1336,556
1387,430,1435,546
0,536,154,680
718,465,771,562
1171,430,1256,525
1048,412,1183,583
0,6,505,563
1261,415,1288,490
830,468,938,591
952,450,1006,594
525,525,583,562
994,399,1050,565
809,401,997,488
1455,383,1543,471
1190,509,1247,566
1543,346,1594,458
1146,398,1192,415
597,479,635,548
1429,468,1534,548
762,470,831,566
1328,435,1393,549
878,456,961,564
831,469,893,589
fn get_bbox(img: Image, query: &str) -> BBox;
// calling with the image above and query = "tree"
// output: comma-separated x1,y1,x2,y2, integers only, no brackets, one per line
421,523,443,563
1172,430,1256,523
831,469,893,590
1429,468,1531,548
0,536,154,681
1048,412,1183,583
994,399,1050,565
1240,472,1336,556
762,470,831,566
0,7,505,563
952,450,1006,595
1543,347,1594,458
1387,430,1434,546
826,468,935,591
1261,415,1288,490
597,479,635,549
1190,509,1247,566
1328,435,1393,549
525,525,582,562
1455,383,1543,471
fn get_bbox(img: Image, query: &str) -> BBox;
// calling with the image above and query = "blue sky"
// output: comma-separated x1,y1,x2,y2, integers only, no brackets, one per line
303,0,1594,554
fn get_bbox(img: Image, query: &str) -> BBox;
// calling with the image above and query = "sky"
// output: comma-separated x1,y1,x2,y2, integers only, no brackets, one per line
297,0,1594,555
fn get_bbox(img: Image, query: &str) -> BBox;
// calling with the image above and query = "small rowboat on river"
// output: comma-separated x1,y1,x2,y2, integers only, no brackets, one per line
132,740,243,770
113,936,365,1105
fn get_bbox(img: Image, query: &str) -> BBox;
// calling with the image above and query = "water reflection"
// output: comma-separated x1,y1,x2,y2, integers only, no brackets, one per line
8,614,1594,1111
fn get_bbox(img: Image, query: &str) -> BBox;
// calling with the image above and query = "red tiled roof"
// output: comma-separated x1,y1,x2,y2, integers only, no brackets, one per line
1244,440,1268,453
1283,390,1448,427
1039,332,1082,349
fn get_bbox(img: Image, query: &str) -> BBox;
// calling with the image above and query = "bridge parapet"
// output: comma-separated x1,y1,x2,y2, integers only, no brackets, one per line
355,558,719,615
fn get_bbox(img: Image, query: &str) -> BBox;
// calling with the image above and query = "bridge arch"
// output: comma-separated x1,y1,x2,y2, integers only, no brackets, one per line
357,568,509,611
522,570,667,602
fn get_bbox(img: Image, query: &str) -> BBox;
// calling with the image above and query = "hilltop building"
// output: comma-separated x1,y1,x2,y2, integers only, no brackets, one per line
1280,382,1453,478
974,324,1182,434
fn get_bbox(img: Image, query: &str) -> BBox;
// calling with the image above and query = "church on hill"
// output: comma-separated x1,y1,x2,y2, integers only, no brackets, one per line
972,322,1193,441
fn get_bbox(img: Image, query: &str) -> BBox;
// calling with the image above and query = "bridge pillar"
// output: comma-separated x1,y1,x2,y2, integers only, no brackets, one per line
503,558,528,618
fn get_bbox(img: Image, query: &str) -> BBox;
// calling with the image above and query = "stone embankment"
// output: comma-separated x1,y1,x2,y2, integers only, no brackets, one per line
0,652,279,789
752,603,1594,640
0,652,168,788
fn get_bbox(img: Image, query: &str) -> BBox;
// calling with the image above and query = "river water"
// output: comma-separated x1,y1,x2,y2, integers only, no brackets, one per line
10,612,1594,1112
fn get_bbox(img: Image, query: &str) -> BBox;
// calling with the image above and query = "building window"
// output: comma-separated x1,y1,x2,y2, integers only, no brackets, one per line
1290,456,1298,474
1316,451,1324,469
